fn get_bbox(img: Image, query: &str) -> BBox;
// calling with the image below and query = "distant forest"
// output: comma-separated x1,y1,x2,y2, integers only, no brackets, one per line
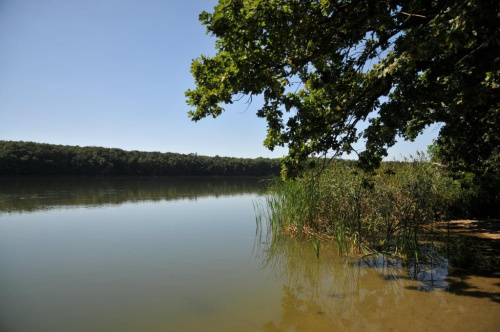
0,141,281,176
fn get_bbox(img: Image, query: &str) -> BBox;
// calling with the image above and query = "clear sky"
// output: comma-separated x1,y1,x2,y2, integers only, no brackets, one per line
0,0,439,159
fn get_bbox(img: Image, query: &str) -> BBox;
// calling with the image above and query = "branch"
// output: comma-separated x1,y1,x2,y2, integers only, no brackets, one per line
399,11,426,19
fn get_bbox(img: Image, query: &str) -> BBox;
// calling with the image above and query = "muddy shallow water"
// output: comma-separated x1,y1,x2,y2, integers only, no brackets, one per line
0,177,498,331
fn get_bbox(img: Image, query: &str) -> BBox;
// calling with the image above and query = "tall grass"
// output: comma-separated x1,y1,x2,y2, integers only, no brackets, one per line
259,178,318,235
258,153,461,260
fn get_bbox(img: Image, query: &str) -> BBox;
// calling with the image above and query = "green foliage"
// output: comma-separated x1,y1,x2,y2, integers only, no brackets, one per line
259,155,462,259
187,0,500,177
447,172,500,218
0,140,280,177
428,140,500,217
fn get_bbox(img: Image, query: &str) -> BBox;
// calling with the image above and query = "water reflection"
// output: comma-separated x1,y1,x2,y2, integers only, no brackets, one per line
0,176,265,214
1,177,498,331
256,233,500,331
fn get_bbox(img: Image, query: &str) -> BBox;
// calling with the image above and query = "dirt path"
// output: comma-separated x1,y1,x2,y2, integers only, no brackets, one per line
436,219,500,240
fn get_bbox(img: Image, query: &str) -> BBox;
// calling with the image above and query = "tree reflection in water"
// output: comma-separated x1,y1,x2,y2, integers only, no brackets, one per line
254,230,500,331
256,234,406,330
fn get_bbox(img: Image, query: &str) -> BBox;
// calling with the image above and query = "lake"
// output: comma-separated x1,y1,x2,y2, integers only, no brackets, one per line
0,177,498,331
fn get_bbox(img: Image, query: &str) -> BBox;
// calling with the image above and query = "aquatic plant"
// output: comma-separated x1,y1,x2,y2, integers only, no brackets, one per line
258,153,462,260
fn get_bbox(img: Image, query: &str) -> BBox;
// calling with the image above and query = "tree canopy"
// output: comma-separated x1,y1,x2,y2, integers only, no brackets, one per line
186,0,500,177
0,141,280,176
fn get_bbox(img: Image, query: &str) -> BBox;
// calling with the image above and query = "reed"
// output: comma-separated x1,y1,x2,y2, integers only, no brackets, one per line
258,153,462,260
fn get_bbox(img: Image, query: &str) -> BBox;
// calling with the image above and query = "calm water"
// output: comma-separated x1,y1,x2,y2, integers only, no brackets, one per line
0,177,499,331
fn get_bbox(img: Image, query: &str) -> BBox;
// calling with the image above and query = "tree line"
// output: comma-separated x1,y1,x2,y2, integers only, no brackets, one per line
0,141,281,176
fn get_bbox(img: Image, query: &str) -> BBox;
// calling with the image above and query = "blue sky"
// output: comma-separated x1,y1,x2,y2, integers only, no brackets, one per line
0,0,439,159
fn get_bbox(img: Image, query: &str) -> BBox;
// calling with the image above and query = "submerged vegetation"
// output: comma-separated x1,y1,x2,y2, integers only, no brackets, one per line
257,154,500,264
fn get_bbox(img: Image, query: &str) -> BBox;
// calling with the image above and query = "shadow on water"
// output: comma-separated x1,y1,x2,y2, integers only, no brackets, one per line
416,226,500,304
254,224,500,331
0,176,266,214
421,269,500,304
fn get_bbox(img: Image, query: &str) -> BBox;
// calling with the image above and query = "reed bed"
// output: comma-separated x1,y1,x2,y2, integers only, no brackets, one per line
257,153,462,261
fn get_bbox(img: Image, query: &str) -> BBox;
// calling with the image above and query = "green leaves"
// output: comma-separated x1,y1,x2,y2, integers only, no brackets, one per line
186,0,500,178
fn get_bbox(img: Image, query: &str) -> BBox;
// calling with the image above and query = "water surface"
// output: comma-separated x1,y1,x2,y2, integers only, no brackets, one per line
0,177,498,331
